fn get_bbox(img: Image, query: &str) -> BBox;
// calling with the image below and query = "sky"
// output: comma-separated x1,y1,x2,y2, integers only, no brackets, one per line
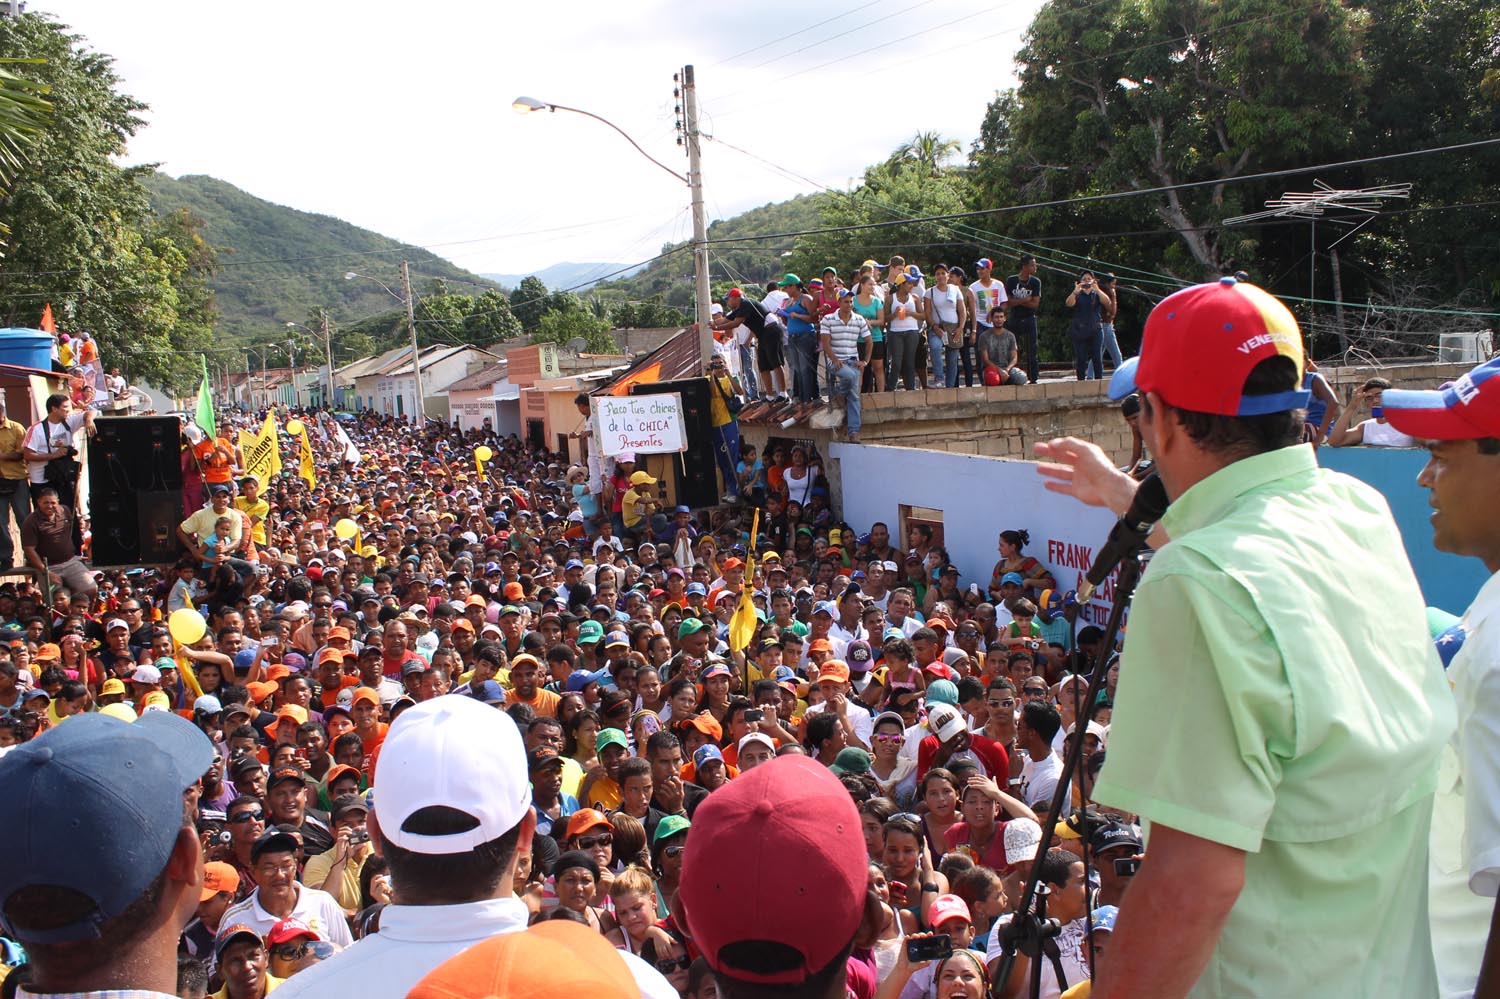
48,0,1045,284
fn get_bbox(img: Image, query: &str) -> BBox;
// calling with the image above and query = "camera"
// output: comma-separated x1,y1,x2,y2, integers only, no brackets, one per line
744,709,763,723
906,934,953,963
349,828,370,845
1114,857,1142,877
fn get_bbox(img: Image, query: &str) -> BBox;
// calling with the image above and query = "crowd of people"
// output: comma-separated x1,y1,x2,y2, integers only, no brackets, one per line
0,272,1495,999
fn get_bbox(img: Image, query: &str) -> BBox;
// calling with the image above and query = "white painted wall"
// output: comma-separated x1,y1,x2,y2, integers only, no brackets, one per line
829,443,1123,628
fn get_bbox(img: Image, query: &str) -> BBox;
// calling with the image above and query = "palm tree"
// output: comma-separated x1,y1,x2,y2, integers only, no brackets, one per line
0,59,51,249
894,131,960,177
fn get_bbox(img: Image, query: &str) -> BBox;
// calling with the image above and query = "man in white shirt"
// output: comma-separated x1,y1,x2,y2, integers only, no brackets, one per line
1016,699,1064,810
219,830,353,948
272,695,674,999
801,660,872,751
969,256,1010,344
1383,359,1500,997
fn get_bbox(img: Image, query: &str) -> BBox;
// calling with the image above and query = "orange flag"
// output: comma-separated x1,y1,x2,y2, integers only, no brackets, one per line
39,304,55,334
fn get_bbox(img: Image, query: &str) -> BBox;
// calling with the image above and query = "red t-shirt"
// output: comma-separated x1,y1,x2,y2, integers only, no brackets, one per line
916,732,1008,784
944,819,1014,872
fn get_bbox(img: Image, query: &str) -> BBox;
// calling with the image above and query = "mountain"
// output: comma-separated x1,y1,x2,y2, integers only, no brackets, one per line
591,193,831,309
142,173,498,342
481,261,641,292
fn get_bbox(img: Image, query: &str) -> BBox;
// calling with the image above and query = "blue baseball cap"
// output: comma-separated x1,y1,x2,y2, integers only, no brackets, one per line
1090,905,1119,934
0,713,214,943
1000,572,1025,586
813,600,837,617
686,582,708,597
233,648,258,672
471,679,506,704
564,559,585,570
693,744,725,770
565,670,598,693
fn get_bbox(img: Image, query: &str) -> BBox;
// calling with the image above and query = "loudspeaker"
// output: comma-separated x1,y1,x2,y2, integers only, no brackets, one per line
88,416,185,564
630,377,717,510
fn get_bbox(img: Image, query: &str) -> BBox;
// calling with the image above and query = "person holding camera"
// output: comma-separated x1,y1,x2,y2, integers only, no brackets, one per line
302,793,373,915
1064,271,1106,382
23,391,93,549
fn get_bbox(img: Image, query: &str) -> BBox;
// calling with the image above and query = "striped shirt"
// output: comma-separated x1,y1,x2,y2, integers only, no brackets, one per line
818,311,872,361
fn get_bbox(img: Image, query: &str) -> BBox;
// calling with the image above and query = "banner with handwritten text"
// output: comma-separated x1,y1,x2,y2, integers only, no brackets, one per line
592,393,686,456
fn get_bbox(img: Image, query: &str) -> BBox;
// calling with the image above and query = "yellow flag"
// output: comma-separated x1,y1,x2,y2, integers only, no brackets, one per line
728,509,761,654
297,427,316,488
240,413,282,488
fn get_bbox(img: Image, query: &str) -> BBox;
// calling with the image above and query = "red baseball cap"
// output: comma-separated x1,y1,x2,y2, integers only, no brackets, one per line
680,755,866,985
1109,277,1310,417
267,917,320,946
1382,358,1500,440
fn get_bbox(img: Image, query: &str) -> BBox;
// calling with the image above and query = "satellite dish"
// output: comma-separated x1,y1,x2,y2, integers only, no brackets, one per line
567,337,588,353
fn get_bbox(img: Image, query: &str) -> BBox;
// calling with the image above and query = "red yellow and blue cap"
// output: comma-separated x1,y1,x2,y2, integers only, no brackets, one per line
1108,276,1310,417
1382,357,1500,441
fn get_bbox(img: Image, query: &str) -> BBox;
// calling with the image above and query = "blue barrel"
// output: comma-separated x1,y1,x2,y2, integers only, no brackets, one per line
0,328,55,370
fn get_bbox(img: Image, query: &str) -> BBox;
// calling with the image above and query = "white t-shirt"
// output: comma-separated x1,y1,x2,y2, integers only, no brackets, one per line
24,413,85,484
1359,419,1417,448
218,885,354,950
970,278,1009,327
804,697,873,747
985,914,1091,999
762,290,790,328
887,294,922,332
1021,749,1064,808
1429,570,1500,997
926,284,963,325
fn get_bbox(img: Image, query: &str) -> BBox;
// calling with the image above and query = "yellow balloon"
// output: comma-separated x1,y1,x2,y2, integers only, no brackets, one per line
474,445,493,463
334,518,359,540
167,607,207,646
285,419,305,436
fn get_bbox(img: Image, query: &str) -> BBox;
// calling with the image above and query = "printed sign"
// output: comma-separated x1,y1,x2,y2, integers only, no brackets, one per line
592,392,686,456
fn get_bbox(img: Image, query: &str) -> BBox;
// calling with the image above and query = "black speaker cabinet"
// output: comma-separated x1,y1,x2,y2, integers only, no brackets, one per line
88,416,185,564
630,377,718,510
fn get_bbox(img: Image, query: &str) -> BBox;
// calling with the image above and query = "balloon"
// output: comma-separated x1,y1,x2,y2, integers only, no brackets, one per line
167,607,207,646
474,445,493,463
285,419,305,436
334,518,359,540
983,365,1002,387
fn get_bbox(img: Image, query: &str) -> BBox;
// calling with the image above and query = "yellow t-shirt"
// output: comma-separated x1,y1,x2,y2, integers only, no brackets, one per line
622,488,649,529
235,496,270,545
0,419,25,480
302,846,366,911
708,373,735,427
213,972,284,999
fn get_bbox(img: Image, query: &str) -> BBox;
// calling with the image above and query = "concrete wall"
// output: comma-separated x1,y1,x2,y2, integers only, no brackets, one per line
851,361,1475,466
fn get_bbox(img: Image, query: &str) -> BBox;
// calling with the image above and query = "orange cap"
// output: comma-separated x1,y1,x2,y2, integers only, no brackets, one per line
351,687,380,709
451,618,474,633
684,713,723,741
264,664,292,683
34,643,61,661
327,626,351,643
323,763,362,790
409,920,636,999
564,808,611,840
317,647,347,666
818,660,850,684
275,705,308,726
200,861,240,902
247,681,278,703
465,595,488,609
807,638,833,653
503,582,525,601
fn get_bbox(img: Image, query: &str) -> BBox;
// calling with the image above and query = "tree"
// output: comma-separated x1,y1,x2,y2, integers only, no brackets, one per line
0,59,51,248
511,276,550,330
0,13,219,391
462,288,523,345
891,131,960,177
533,308,618,353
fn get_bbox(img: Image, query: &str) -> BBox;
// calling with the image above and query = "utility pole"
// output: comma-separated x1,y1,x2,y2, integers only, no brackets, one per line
681,65,714,372
320,309,335,409
286,340,299,408
401,260,424,424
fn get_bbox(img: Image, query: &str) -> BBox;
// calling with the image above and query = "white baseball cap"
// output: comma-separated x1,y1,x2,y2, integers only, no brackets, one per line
925,703,966,743
737,731,776,755
131,664,161,685
1003,817,1043,865
373,693,528,854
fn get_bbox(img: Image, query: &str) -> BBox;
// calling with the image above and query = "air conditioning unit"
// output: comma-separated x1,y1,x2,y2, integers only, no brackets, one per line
1437,332,1494,364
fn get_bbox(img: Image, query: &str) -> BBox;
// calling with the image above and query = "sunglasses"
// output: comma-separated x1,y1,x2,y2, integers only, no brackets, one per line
1023,687,1048,697
987,698,1017,710
575,833,613,850
872,733,904,744
228,809,264,824
655,955,692,973
662,844,686,859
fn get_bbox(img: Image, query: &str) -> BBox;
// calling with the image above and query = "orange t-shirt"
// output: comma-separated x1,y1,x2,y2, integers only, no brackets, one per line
505,686,560,719
197,437,236,485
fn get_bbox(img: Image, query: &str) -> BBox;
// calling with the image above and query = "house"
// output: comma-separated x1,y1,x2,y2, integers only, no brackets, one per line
355,345,502,421
443,361,520,435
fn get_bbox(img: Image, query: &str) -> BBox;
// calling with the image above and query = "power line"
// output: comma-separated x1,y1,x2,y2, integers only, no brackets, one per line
710,0,904,66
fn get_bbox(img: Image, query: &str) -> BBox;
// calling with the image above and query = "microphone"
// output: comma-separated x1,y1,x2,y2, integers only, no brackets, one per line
1077,473,1169,601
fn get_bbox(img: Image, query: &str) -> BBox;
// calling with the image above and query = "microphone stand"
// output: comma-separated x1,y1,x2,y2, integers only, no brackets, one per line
993,545,1145,999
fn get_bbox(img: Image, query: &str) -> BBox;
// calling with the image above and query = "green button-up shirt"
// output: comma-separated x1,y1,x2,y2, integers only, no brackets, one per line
1094,443,1455,999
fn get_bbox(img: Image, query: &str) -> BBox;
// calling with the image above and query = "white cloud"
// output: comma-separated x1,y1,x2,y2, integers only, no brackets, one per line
43,0,1040,277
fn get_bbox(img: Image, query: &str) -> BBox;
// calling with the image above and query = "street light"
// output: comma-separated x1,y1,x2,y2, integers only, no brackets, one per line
287,318,337,409
512,67,714,371
347,265,423,424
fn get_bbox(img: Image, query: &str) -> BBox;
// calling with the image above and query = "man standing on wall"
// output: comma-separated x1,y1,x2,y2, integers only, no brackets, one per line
1005,255,1043,385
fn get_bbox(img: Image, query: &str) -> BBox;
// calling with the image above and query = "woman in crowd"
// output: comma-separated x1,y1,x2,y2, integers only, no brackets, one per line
989,529,1055,599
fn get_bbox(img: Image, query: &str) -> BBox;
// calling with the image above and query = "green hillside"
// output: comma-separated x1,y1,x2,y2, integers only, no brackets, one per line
593,193,830,308
142,173,497,342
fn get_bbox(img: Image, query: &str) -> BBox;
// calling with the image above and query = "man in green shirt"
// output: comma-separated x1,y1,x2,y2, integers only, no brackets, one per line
1036,277,1454,999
